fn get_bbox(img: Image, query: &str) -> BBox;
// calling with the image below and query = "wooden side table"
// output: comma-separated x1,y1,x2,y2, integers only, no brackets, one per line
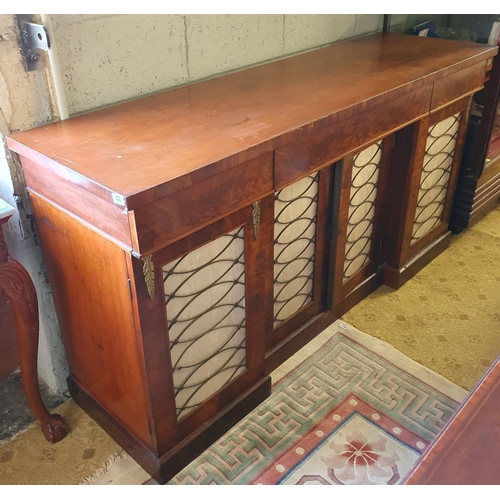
0,198,68,443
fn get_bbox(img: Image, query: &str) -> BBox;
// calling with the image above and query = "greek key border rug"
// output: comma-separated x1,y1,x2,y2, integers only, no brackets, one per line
84,320,467,485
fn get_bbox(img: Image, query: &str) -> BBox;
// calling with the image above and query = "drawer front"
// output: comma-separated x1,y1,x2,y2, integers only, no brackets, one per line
274,84,432,190
132,153,273,255
430,62,485,112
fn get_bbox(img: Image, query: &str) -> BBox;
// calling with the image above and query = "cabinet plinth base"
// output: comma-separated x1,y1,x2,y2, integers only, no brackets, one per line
331,272,385,319
265,312,337,374
68,376,161,477
69,375,272,484
384,232,452,289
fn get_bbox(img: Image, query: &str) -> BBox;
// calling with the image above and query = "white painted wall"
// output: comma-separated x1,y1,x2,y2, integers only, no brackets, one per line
0,14,384,394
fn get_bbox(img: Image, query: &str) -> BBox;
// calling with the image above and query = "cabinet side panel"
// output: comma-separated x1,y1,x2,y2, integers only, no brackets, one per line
30,194,152,448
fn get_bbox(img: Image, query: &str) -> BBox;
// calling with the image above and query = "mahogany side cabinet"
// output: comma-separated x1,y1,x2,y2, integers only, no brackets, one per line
6,32,497,483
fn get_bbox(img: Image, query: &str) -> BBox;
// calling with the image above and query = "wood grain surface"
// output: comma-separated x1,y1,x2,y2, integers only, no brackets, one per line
7,33,496,210
29,195,153,448
5,32,498,481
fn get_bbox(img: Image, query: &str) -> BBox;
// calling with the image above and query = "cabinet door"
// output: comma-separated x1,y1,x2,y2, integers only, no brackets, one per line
411,110,464,249
265,167,331,354
403,99,470,265
132,197,273,454
329,139,392,307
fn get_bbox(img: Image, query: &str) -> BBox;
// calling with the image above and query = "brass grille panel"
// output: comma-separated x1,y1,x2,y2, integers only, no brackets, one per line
412,113,461,244
343,141,382,283
163,227,246,420
274,173,318,327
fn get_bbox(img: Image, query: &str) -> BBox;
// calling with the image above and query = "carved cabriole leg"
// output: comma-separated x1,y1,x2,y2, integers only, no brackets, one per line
0,218,68,443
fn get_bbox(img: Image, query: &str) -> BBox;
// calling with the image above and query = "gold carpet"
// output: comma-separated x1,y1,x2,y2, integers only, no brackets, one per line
1,204,499,485
342,202,500,392
0,398,122,485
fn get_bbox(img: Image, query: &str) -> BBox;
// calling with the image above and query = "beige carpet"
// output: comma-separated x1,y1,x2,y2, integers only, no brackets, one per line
0,204,498,485
0,398,122,485
342,202,500,392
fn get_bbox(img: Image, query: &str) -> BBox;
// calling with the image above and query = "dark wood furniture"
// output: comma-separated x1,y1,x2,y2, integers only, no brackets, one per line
0,286,19,381
6,32,497,483
451,32,500,232
403,354,500,484
0,199,68,443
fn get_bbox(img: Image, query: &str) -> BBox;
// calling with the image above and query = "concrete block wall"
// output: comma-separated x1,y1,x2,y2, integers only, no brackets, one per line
0,14,67,392
51,14,383,115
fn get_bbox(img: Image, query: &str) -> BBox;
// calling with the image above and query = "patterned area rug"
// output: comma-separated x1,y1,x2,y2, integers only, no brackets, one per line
84,320,466,485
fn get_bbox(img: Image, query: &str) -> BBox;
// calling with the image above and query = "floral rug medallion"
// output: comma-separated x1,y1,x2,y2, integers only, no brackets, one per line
253,396,422,485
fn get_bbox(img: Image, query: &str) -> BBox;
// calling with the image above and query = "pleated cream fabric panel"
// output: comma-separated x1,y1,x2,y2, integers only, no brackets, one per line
163,227,247,420
274,173,319,327
412,113,461,244
343,141,382,283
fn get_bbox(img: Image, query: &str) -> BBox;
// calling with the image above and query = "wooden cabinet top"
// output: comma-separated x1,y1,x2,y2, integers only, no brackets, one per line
7,32,497,211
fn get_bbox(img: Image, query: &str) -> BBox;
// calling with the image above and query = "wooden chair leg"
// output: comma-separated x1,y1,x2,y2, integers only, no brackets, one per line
0,224,68,443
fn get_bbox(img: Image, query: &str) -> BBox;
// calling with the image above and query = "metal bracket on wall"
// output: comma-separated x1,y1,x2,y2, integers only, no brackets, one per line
15,14,50,71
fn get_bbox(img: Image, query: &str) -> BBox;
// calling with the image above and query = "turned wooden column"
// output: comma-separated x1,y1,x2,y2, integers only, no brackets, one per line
0,199,68,443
